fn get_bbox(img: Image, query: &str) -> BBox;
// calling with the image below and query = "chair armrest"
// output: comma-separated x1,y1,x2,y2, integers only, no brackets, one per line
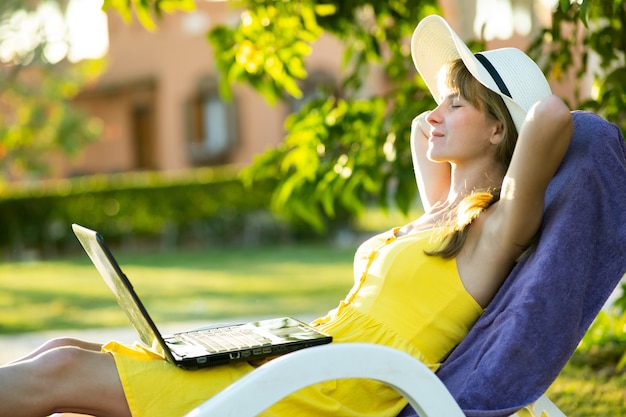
184,343,465,417
511,394,567,417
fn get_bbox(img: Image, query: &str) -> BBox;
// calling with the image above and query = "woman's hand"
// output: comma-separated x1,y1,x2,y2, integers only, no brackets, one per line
412,111,431,139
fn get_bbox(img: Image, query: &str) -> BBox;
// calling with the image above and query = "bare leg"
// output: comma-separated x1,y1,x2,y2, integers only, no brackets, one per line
7,338,102,365
0,341,131,417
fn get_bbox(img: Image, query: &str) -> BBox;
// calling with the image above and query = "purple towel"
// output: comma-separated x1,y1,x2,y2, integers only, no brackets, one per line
398,111,626,417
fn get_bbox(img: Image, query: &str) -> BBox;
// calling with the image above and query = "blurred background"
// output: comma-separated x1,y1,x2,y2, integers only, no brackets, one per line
0,1,624,413
1,0,623,259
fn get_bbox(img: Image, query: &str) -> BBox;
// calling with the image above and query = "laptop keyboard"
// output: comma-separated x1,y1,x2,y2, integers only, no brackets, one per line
180,326,273,353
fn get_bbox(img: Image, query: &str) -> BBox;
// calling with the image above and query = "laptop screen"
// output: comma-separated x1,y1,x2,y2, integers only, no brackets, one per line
72,224,168,359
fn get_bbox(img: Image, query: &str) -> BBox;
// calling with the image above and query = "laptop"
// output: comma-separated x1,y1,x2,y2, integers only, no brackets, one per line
72,223,332,369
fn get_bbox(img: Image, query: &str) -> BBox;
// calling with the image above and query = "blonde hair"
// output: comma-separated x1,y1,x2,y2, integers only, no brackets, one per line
427,59,518,259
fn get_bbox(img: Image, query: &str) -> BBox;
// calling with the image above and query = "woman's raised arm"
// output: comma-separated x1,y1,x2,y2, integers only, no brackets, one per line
410,111,451,212
491,94,574,248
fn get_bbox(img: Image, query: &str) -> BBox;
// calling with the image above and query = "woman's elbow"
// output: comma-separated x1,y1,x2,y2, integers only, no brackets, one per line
524,95,573,147
528,95,572,132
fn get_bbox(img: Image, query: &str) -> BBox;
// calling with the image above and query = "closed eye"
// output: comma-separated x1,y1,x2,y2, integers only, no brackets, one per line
446,94,463,108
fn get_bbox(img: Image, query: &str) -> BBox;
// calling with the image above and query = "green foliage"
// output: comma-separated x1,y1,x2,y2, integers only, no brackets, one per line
244,96,384,230
0,166,277,259
208,1,325,104
102,0,196,31
0,1,106,180
575,307,626,371
210,0,438,229
573,282,626,372
547,358,626,416
615,282,626,313
529,0,626,133
0,60,104,179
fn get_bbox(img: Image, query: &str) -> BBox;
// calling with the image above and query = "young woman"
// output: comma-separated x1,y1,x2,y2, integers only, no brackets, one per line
0,15,573,417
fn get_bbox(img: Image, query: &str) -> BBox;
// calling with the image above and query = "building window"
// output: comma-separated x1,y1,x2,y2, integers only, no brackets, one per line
187,77,237,164
132,104,156,170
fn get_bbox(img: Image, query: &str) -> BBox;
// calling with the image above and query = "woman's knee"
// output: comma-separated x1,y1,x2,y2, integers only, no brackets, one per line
41,337,101,351
8,346,93,402
37,346,89,379
25,347,127,415
6,338,101,366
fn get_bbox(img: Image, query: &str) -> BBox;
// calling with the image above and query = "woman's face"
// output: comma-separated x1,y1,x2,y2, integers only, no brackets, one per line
425,88,501,166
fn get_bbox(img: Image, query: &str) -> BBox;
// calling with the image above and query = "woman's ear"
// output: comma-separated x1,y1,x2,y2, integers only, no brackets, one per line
490,121,505,145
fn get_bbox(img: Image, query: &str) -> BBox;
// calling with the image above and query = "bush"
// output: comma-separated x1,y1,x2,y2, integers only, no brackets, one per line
0,166,292,259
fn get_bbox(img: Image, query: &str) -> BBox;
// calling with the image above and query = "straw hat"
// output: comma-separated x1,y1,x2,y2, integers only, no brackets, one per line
411,15,551,133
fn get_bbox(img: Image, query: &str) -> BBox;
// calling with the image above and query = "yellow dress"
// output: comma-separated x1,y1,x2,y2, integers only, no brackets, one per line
103,228,483,417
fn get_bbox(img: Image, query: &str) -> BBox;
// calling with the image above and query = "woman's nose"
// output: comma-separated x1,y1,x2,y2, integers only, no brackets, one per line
427,105,442,125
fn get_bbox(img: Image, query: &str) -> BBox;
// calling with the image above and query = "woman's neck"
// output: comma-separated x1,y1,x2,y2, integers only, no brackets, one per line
397,161,505,238
447,160,505,204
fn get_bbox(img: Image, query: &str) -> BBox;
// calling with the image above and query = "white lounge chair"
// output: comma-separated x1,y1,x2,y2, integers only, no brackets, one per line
183,343,566,417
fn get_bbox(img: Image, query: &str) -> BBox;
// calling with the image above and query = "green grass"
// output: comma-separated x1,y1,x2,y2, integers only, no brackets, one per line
0,243,356,334
547,362,626,416
0,204,415,334
1,240,624,416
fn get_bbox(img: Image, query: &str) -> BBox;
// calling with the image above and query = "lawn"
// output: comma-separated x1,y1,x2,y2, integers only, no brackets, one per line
1,241,624,416
0,243,356,334
547,362,626,416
